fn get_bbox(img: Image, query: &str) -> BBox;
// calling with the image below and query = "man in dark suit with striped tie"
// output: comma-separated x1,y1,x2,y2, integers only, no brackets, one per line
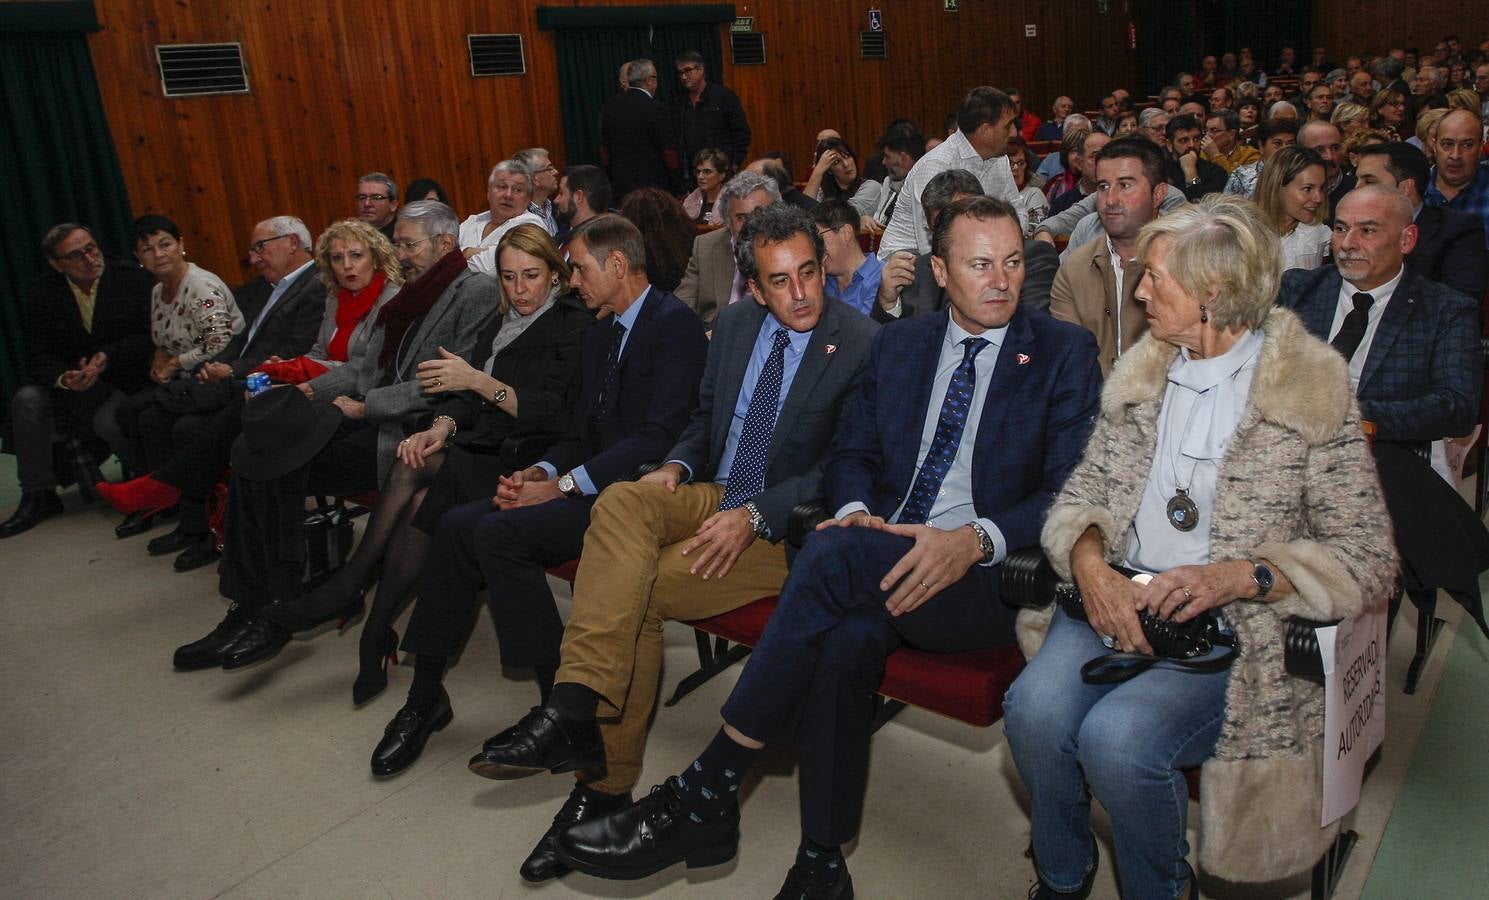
365,214,708,779
553,196,1103,897
469,204,879,883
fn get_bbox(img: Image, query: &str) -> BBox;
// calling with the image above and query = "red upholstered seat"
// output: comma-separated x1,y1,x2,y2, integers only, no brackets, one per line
545,558,581,582
344,492,380,509
686,596,1026,728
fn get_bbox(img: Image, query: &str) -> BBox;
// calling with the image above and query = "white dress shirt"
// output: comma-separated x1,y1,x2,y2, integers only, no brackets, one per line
1327,265,1405,388
459,210,548,275
877,129,1023,259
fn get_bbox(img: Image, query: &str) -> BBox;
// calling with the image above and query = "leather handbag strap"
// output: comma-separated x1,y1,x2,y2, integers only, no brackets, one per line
1080,638,1237,685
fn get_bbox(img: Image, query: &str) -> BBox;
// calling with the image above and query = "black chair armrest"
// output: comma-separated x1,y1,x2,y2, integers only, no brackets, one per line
786,500,830,548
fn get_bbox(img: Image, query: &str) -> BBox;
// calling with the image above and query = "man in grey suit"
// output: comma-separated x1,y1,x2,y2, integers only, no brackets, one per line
467,204,879,884
675,170,779,326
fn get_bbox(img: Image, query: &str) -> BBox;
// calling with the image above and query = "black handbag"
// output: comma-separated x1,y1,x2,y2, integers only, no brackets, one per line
1055,573,1238,685
302,503,354,588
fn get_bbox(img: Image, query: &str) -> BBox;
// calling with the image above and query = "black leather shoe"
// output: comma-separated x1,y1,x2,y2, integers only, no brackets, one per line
173,606,252,671
173,536,220,572
262,586,364,633
220,617,291,670
1029,835,1099,899
554,775,739,880
147,525,196,556
520,783,633,883
371,691,453,777
774,863,854,899
0,490,63,539
468,705,604,779
115,505,177,539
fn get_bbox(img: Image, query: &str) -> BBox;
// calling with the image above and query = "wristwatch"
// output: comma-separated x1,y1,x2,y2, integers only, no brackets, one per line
966,521,997,564
743,501,769,539
1251,561,1275,600
557,472,581,498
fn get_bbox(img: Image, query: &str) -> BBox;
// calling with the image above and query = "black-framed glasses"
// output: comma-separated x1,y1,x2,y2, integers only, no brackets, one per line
355,193,391,203
677,64,702,75
248,234,293,255
392,237,433,253
55,242,101,263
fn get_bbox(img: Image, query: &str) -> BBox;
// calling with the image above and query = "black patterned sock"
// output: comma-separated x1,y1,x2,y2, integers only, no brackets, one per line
796,835,844,877
675,727,758,818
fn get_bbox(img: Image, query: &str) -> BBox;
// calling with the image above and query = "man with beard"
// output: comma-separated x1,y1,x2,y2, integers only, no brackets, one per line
552,165,612,246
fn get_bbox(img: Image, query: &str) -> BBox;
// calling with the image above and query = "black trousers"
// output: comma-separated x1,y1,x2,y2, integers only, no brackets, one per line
153,394,246,534
401,494,595,668
720,525,1014,846
218,419,378,611
8,382,125,492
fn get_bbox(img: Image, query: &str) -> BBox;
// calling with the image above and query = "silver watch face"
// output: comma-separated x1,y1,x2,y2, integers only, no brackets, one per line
558,474,575,494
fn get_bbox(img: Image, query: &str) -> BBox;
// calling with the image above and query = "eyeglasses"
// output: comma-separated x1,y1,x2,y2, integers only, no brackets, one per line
696,167,718,175
392,237,433,253
248,234,293,255
676,64,702,75
54,242,101,263
355,193,391,203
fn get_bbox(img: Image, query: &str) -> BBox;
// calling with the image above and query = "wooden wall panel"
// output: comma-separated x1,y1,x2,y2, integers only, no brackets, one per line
88,0,1136,283
1312,0,1488,63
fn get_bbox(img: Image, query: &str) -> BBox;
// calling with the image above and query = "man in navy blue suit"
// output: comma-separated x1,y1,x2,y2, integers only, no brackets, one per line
1277,185,1479,450
366,214,709,779
553,196,1103,897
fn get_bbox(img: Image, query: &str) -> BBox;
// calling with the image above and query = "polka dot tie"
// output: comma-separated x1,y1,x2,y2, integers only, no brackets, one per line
898,337,989,525
720,328,792,511
594,321,627,419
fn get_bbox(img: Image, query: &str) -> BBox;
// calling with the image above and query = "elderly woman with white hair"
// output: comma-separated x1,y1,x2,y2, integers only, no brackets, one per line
1004,195,1397,899
459,160,547,275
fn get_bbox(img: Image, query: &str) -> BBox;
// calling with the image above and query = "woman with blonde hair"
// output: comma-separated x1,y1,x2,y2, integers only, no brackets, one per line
1411,108,1450,151
1330,101,1370,138
267,224,593,704
1006,194,1395,899
1255,146,1332,270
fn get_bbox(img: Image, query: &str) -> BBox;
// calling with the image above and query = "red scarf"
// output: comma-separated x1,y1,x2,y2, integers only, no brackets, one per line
328,270,387,361
375,248,466,367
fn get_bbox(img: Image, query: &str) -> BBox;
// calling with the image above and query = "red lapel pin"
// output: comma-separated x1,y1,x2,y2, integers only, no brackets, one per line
825,344,837,355
1016,353,1030,365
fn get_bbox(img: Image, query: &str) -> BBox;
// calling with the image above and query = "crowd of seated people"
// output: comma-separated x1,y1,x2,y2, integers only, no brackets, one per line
5,35,1489,900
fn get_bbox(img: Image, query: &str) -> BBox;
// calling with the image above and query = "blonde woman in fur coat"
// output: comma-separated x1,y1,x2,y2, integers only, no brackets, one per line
1004,195,1397,899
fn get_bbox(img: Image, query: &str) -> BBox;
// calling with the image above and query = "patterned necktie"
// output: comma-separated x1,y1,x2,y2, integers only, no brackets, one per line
594,321,627,418
898,337,990,525
1331,292,1373,362
720,328,792,510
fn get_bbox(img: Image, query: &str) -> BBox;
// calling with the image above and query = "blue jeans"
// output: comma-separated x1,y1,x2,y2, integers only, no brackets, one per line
1003,607,1230,899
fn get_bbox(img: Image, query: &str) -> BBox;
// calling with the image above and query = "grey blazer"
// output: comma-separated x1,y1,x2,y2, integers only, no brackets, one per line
304,279,401,371
667,296,879,538
307,267,499,480
674,225,736,326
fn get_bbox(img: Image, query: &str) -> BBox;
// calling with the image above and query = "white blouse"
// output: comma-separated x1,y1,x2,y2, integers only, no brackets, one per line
1281,221,1332,271
1125,328,1265,574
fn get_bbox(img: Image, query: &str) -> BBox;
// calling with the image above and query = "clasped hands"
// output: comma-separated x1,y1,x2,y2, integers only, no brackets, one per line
814,510,984,617
1074,556,1256,656
60,352,108,391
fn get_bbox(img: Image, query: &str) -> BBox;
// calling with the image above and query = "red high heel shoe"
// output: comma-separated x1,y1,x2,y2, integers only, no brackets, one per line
96,475,182,515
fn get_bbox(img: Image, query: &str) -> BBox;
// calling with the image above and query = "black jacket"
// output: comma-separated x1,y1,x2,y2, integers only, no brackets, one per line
1410,204,1488,302
214,263,329,376
24,260,155,394
1165,156,1229,202
600,87,679,198
676,81,751,170
419,294,594,467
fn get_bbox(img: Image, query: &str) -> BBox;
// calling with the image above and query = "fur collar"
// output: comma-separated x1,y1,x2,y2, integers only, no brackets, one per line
1100,307,1352,445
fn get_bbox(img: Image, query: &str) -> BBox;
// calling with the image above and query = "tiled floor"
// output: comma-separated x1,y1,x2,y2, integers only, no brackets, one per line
0,475,1481,899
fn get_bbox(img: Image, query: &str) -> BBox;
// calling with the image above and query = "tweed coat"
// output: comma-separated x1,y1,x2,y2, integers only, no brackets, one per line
1027,306,1399,884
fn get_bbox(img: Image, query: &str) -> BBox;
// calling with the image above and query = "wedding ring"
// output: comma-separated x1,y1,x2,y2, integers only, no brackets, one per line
1182,586,1194,601
919,580,929,589
433,378,442,387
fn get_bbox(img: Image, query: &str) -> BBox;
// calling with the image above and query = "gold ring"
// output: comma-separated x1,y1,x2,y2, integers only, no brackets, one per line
920,580,929,589
1182,586,1193,601
433,378,442,387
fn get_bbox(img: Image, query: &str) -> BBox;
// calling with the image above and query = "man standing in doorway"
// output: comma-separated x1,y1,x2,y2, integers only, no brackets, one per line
674,50,751,180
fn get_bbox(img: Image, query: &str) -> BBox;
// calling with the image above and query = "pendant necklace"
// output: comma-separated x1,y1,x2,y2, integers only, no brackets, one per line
1165,396,1204,532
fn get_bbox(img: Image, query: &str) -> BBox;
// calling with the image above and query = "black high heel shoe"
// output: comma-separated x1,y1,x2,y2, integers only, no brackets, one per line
353,627,400,706
263,587,365,633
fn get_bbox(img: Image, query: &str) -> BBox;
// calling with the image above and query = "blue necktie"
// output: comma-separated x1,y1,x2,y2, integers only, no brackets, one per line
898,336,989,525
594,321,626,419
720,328,791,510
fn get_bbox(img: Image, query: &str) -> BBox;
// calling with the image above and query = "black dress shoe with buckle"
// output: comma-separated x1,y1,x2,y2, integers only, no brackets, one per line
147,525,196,556
520,783,634,883
468,705,604,779
0,490,63,539
371,691,453,777
173,535,220,572
775,863,854,900
173,606,253,671
220,616,291,669
554,775,739,880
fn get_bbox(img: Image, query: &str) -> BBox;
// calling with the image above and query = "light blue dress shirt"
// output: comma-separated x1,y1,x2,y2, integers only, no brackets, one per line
240,258,314,355
824,254,884,316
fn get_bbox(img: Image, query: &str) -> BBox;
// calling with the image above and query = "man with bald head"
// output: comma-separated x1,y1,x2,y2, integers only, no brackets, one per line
1300,120,1354,219
1279,185,1479,450
1424,109,1489,245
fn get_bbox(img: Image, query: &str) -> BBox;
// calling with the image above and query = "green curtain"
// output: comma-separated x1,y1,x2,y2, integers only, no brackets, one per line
0,12,132,402
542,6,729,169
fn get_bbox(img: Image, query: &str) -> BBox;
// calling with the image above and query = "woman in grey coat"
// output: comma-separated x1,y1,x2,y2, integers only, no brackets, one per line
1004,195,1397,899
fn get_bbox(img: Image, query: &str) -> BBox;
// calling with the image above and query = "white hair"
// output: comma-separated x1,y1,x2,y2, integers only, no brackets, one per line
261,216,311,251
397,200,459,239
1063,114,1094,132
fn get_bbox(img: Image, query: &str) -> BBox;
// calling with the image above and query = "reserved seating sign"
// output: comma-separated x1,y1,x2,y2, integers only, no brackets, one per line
1317,602,1388,825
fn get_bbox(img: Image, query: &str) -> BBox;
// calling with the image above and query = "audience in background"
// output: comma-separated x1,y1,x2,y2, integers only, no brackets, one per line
618,187,696,293
356,173,399,242
681,148,732,224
